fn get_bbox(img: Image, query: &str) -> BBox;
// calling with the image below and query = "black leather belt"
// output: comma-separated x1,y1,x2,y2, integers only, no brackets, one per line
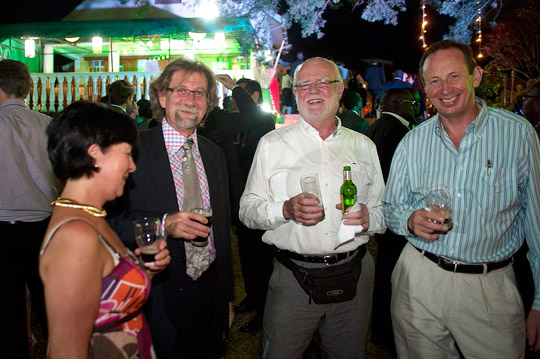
0,220,22,225
277,245,365,265
414,246,513,274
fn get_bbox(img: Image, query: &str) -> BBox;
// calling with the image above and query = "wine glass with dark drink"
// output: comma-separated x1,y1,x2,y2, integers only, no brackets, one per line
191,207,212,247
133,217,162,263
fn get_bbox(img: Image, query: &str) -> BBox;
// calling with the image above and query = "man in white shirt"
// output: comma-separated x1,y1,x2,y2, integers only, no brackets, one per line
240,57,386,358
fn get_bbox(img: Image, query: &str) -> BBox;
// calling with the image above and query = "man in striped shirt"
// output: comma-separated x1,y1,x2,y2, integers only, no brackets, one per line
383,40,540,358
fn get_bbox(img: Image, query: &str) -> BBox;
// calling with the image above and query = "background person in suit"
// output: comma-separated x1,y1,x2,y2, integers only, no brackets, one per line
198,74,256,225
339,90,368,134
200,76,275,332
365,88,416,352
108,79,136,118
231,79,275,333
108,57,233,359
365,60,386,116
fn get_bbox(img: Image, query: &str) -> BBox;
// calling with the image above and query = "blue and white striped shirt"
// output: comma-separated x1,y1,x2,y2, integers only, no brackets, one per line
383,97,540,309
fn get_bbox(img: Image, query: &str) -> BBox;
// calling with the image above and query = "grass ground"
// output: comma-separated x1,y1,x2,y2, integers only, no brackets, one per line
31,231,394,359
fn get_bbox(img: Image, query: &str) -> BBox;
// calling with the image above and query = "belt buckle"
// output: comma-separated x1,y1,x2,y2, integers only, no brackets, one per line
438,256,459,273
323,254,338,265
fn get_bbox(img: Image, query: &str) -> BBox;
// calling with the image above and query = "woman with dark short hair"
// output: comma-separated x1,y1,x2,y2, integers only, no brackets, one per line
40,101,170,359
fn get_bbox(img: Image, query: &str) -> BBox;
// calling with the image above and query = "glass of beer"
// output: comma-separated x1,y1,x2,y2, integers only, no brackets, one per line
191,207,212,247
133,217,162,263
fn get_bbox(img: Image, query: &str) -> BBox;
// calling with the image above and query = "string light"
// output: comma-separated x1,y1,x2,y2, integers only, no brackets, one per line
476,1,483,58
419,0,428,49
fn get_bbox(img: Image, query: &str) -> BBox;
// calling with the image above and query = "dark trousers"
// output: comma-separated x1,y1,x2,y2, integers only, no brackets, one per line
370,229,407,349
146,262,224,359
514,242,540,359
236,223,274,313
0,217,50,359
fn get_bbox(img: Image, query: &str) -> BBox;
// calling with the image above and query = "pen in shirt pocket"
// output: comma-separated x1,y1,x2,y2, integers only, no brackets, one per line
486,159,492,175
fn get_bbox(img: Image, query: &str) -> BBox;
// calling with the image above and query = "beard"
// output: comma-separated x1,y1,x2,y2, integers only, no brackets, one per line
172,106,202,131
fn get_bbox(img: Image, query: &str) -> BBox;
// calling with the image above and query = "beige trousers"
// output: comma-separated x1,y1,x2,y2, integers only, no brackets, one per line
391,243,526,359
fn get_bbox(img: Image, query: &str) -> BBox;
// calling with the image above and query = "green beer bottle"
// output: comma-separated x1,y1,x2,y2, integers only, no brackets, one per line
340,166,357,214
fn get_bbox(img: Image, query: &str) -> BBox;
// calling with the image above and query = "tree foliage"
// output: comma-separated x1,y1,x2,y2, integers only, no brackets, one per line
275,0,505,44
483,0,540,81
123,0,509,52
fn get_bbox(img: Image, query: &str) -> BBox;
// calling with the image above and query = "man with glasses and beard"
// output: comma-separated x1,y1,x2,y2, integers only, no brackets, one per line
109,57,233,359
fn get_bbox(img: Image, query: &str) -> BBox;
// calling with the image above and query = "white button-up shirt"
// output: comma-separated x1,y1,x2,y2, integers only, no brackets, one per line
239,117,386,255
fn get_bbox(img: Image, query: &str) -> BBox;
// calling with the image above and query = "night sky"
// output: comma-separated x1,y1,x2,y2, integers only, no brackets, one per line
282,0,454,76
9,0,454,76
8,0,83,23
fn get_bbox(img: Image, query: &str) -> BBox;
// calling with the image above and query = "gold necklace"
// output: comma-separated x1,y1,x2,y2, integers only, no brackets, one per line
51,198,107,218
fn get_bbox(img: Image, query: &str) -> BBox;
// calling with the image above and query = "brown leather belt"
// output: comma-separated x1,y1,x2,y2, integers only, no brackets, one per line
277,245,366,265
414,246,513,274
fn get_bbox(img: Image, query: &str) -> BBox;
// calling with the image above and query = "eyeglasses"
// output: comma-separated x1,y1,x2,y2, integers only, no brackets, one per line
294,78,342,91
523,94,540,100
166,87,208,100
396,99,418,106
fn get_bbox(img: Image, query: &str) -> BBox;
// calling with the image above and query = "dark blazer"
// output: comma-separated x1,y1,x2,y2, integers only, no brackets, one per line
365,113,409,344
365,113,409,182
198,86,256,222
108,124,232,358
339,110,368,134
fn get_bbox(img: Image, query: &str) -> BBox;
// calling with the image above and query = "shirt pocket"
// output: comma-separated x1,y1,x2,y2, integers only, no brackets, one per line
478,167,516,220
350,163,373,204
268,168,300,202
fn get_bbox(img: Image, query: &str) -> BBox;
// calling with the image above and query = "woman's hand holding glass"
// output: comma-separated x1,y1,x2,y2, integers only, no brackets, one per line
133,217,171,276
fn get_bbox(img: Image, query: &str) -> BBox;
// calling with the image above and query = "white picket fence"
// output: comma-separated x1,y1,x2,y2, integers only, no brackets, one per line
27,71,161,112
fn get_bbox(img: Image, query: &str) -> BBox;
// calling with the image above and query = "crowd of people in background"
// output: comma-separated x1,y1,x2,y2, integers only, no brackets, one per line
2,37,540,359
278,54,431,133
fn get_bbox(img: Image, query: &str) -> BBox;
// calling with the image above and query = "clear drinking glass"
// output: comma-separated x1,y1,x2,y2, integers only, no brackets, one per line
133,216,162,262
426,188,452,225
190,207,212,247
300,174,325,221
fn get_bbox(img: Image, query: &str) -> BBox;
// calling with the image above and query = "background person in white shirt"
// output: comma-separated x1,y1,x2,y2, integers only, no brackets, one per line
239,57,386,358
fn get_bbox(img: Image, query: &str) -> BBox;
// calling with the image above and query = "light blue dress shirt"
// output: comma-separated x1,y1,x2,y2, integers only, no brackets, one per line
383,97,540,309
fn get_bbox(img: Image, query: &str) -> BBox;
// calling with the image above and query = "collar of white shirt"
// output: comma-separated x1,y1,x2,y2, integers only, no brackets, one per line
381,111,409,128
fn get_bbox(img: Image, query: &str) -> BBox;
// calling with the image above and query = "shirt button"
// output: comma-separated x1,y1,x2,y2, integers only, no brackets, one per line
457,193,461,198
325,183,329,187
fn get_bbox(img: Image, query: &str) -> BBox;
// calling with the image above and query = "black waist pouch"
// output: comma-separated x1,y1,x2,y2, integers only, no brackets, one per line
275,245,366,304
